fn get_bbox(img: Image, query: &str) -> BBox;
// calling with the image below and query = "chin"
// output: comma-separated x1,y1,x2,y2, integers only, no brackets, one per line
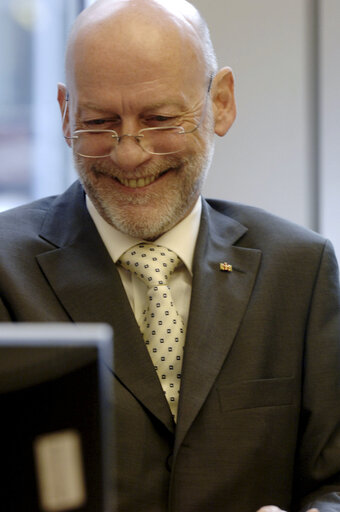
97,196,192,240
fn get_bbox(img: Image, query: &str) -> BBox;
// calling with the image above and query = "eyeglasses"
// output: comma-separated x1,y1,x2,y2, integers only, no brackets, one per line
63,76,213,158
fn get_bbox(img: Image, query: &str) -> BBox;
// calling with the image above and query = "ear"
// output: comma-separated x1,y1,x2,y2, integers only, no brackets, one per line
57,82,71,145
211,67,236,136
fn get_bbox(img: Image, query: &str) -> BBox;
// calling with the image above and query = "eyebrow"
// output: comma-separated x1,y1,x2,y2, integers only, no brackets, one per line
77,99,186,115
77,104,116,115
143,100,186,111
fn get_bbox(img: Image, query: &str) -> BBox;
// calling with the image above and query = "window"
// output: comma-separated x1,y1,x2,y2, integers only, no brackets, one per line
0,0,84,212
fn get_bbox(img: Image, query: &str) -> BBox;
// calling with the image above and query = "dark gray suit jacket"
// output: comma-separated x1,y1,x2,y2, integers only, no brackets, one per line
1,181,340,512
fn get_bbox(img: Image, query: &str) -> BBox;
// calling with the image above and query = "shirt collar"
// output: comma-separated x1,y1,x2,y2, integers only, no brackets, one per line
86,196,202,276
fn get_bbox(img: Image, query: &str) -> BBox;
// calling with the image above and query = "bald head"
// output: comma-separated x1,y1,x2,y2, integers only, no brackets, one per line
65,0,217,93
58,0,236,240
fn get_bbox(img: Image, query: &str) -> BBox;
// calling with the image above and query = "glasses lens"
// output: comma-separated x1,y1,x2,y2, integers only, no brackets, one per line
141,127,185,155
73,131,116,157
72,127,186,157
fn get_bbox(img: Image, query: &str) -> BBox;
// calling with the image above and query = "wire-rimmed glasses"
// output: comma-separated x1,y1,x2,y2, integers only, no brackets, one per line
63,75,213,158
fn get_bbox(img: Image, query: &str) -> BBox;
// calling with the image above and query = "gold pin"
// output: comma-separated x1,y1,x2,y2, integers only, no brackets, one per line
220,262,233,272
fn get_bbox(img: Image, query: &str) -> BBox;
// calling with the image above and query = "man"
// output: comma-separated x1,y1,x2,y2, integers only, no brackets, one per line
0,0,340,511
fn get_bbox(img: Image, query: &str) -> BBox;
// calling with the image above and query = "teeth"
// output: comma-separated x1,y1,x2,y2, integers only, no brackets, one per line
120,175,156,188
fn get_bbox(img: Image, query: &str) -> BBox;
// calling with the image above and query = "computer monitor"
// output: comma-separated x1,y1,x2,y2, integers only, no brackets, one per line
0,323,113,512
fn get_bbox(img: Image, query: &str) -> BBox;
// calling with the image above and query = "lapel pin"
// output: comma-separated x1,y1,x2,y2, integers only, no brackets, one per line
220,262,233,272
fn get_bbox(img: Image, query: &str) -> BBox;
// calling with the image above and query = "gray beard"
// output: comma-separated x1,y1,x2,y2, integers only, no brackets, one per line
74,133,215,240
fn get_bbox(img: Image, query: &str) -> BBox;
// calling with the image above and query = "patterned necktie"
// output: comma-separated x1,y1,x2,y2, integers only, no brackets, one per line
119,243,186,420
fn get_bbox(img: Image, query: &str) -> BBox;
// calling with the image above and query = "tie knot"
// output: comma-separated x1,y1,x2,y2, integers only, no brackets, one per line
119,243,181,287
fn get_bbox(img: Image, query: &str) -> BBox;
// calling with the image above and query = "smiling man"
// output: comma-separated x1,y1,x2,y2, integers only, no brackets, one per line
58,0,230,241
1,1,340,511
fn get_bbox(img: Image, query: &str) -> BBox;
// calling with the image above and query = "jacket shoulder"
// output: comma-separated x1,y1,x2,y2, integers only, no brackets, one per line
205,198,326,249
0,181,84,243
0,196,56,231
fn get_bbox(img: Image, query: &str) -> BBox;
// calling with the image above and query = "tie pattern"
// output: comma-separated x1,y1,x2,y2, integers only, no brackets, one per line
119,243,185,420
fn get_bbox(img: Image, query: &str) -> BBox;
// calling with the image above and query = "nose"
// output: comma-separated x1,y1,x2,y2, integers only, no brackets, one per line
109,133,152,171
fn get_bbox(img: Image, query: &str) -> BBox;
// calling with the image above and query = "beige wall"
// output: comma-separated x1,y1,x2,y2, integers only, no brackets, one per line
193,0,317,229
319,0,340,261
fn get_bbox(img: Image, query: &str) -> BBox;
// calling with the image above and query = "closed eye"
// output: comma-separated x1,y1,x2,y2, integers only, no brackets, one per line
152,115,174,122
144,115,181,127
84,118,119,127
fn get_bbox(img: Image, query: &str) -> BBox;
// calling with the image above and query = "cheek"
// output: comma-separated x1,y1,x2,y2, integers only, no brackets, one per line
74,155,107,177
183,136,210,169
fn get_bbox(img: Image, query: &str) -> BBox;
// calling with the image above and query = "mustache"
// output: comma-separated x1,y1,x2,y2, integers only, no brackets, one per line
75,153,188,180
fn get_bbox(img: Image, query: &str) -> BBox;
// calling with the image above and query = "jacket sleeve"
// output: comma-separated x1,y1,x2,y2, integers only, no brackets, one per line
295,240,340,511
0,298,12,321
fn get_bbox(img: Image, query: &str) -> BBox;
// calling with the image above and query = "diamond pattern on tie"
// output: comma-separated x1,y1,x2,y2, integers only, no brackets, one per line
119,243,185,421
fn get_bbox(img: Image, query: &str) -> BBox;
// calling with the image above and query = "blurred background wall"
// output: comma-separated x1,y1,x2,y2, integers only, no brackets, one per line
194,0,340,261
0,0,339,260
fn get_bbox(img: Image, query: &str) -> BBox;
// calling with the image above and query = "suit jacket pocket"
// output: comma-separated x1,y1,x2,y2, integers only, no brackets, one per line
217,376,295,412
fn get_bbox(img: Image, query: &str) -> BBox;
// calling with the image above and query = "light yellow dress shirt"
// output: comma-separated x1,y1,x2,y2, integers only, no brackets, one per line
86,196,202,328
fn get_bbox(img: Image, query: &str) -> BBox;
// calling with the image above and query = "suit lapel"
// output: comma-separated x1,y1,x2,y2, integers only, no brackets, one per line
36,182,174,432
175,199,262,451
35,184,261,436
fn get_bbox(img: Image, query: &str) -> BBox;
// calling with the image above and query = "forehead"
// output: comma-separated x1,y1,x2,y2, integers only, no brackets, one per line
67,5,205,103
75,80,195,119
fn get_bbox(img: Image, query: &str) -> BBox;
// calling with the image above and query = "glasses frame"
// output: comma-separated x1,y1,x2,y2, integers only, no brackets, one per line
63,75,213,158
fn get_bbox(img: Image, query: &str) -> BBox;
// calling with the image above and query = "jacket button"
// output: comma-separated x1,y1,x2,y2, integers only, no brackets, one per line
166,453,173,471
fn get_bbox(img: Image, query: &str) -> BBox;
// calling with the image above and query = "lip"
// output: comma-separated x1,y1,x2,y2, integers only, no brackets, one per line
115,168,173,189
118,175,157,188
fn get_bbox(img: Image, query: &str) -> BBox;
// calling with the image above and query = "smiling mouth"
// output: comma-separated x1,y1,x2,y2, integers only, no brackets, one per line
118,175,156,188
116,168,172,189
